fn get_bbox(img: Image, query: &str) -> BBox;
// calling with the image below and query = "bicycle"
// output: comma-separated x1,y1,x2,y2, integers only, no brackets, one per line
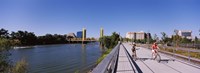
152,49,161,62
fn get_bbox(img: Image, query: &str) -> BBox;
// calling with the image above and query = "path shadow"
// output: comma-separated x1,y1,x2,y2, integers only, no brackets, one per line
136,58,175,63
159,59,175,63
136,58,153,61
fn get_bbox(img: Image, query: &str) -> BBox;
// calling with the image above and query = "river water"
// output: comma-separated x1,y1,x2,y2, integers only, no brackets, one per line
9,42,102,73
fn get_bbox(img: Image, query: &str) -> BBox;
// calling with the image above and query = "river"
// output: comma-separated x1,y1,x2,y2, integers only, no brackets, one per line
9,42,102,73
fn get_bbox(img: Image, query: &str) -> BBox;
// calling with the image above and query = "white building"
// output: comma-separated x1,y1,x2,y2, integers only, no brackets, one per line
177,30,192,39
126,32,135,39
126,31,146,40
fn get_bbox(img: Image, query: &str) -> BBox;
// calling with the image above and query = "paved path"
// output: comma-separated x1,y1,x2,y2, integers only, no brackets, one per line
122,42,200,73
116,44,135,73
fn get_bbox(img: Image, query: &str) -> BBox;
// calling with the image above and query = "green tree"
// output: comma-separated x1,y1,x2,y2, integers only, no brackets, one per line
110,32,120,48
161,32,172,45
172,35,182,47
181,37,191,43
10,31,37,46
0,28,9,39
194,36,199,44
153,34,159,42
99,32,119,49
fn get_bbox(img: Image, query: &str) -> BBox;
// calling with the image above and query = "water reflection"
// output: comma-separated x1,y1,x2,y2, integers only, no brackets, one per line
81,44,86,67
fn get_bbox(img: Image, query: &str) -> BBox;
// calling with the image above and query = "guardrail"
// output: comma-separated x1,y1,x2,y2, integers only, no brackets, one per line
92,42,120,73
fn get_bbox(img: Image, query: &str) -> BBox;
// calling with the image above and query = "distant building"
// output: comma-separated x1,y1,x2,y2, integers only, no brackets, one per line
126,32,136,39
100,28,104,37
82,28,86,40
67,33,76,38
77,31,82,38
136,32,146,40
177,30,192,39
126,31,151,40
146,33,152,39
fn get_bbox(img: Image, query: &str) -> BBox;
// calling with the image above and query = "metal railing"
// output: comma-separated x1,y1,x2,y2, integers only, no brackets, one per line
92,42,120,73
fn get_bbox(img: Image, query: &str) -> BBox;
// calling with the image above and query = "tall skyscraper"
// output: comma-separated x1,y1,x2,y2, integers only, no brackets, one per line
100,28,104,37
82,28,86,41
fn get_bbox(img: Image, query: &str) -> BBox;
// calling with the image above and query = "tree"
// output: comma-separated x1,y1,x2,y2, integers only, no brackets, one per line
99,32,119,49
194,36,199,44
153,34,159,42
172,35,182,47
10,31,37,46
161,32,172,45
110,32,120,48
181,37,191,43
0,28,9,39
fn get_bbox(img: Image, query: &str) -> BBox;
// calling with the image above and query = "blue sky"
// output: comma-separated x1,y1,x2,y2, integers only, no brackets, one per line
0,0,200,38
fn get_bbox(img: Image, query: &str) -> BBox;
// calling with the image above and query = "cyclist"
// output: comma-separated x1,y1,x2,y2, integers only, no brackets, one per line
151,42,160,60
131,43,137,59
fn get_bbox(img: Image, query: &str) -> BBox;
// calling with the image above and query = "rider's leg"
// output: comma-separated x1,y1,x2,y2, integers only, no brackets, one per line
152,50,155,59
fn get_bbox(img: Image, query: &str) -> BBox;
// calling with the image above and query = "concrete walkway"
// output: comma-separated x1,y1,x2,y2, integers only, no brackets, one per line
122,42,200,73
116,44,135,73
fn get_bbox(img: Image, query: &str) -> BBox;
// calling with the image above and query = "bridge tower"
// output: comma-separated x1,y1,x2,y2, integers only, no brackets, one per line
100,28,104,37
82,28,86,41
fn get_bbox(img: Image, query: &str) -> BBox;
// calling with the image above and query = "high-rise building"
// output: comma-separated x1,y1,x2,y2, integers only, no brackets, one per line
82,28,86,40
100,28,104,37
77,31,82,38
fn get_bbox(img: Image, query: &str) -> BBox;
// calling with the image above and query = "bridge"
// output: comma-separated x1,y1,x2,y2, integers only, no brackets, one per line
92,42,200,73
68,38,97,43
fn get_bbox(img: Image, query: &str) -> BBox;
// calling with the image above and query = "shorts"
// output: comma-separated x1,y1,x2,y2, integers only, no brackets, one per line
152,50,155,53
152,49,157,53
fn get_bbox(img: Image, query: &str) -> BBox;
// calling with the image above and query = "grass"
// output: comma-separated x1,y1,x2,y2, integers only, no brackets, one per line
138,44,200,59
160,47,200,59
96,49,112,64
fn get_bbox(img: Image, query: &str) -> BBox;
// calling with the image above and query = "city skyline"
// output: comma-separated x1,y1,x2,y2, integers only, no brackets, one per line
0,0,200,38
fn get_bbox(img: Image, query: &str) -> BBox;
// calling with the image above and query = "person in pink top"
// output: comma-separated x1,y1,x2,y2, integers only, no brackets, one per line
152,42,160,60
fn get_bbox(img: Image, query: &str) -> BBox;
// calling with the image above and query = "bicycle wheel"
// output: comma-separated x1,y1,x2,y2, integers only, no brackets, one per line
155,54,161,62
152,53,156,60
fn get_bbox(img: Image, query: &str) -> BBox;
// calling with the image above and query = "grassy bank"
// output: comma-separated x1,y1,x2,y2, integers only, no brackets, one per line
96,49,112,64
160,47,200,59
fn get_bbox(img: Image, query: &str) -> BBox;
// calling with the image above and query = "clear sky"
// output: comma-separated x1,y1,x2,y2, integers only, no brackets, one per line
0,0,200,38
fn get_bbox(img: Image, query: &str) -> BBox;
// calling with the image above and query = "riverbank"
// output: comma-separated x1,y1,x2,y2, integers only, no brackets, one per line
96,48,112,64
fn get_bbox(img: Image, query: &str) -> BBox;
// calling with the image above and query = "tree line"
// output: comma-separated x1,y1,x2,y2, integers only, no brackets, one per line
0,28,69,46
160,32,200,47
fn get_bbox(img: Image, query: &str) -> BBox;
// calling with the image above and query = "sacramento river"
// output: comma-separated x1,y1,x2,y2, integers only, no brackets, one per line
9,42,102,73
